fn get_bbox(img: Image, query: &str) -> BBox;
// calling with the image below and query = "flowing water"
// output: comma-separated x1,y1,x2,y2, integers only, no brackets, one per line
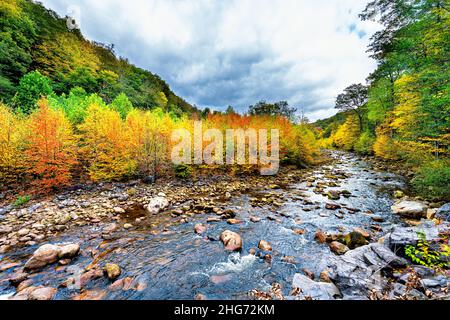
0,152,407,300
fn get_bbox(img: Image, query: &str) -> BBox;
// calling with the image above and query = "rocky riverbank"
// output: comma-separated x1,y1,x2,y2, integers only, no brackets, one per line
0,151,448,300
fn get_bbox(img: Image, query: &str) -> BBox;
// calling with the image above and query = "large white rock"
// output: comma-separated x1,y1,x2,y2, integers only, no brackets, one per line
392,200,427,219
146,196,169,214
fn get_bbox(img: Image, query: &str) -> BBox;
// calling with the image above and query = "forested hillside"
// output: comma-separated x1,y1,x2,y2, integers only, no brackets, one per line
0,0,197,115
316,0,449,200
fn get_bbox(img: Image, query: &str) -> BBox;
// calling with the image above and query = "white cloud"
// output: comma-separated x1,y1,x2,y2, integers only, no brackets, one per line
40,0,382,121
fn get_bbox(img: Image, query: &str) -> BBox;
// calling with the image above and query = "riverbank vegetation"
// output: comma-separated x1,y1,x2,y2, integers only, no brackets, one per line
316,0,449,201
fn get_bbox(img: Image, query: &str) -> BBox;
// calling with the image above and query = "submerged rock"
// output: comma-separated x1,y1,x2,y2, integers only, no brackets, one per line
194,224,207,235
291,273,341,300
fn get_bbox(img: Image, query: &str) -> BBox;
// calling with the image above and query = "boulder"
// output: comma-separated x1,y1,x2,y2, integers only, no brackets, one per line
392,200,427,219
113,207,125,214
220,230,243,251
327,243,408,297
394,190,404,199
291,274,341,300
146,196,169,214
24,244,60,270
353,228,370,239
250,216,261,223
123,223,133,229
327,191,340,200
325,203,341,210
385,221,444,251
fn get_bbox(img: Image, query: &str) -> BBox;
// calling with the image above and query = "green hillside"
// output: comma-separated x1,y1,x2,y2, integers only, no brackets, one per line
0,0,198,115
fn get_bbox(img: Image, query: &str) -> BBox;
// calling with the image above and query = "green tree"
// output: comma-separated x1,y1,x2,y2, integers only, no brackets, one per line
335,84,368,133
12,71,53,114
111,92,133,120
248,100,297,120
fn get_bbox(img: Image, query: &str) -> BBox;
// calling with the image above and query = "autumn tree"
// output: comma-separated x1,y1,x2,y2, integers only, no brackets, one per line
0,103,29,184
332,115,360,151
78,103,135,181
26,99,77,191
126,108,174,181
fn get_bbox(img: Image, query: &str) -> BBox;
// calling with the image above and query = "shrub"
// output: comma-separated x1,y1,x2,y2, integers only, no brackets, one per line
405,232,449,269
174,164,192,179
13,195,31,207
411,160,450,201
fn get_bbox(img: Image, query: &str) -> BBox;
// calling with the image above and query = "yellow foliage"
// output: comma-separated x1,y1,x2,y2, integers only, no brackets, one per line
35,33,101,78
0,104,29,184
78,104,135,181
0,0,20,15
373,134,400,160
126,108,175,177
331,116,359,151
390,75,420,136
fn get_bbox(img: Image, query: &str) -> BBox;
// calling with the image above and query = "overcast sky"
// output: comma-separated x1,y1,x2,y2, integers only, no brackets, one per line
40,0,381,121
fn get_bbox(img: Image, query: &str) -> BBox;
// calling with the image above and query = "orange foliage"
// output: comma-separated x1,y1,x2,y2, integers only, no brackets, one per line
26,99,77,191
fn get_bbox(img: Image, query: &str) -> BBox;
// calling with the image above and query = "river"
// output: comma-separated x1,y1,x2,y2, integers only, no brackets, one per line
0,151,410,300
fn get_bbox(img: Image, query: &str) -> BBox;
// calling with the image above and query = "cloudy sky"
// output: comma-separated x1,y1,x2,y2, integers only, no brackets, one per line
40,0,381,121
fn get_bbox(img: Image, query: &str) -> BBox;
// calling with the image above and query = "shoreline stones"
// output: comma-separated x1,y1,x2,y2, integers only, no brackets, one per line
327,243,408,298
